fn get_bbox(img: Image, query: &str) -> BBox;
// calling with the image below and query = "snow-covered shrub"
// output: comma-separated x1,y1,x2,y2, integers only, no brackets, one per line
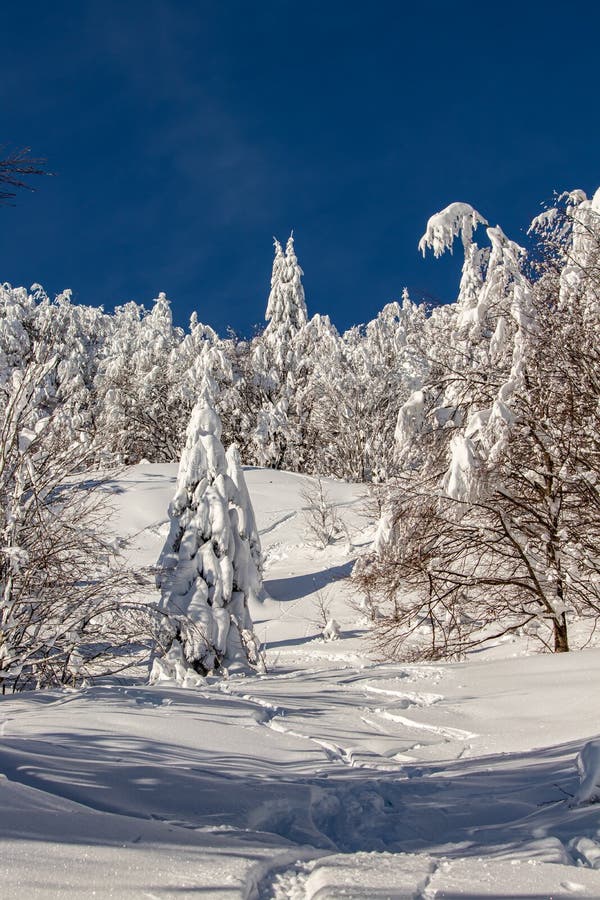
301,478,343,549
322,618,341,641
309,589,341,641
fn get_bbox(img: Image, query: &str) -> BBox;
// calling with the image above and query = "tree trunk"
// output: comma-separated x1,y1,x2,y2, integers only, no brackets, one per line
553,613,569,653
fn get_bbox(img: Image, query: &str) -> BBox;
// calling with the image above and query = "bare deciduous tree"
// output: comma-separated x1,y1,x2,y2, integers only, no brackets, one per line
0,146,51,205
0,353,154,692
301,477,343,549
355,192,600,660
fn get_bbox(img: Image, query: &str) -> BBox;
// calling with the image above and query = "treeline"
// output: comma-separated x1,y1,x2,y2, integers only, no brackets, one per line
1,187,599,676
0,235,427,483
0,232,427,690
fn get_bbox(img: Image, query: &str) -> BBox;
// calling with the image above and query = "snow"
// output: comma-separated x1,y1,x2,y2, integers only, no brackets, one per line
444,432,479,501
571,740,600,807
2,464,600,898
418,202,488,258
321,619,340,641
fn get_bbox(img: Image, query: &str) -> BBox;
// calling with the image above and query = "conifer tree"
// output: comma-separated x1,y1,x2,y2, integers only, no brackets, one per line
250,234,309,468
151,382,263,684
264,233,308,338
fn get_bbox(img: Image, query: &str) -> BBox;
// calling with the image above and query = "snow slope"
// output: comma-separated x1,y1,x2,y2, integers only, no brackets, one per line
2,465,600,898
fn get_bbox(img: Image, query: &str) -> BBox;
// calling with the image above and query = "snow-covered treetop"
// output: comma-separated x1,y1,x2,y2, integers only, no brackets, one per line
528,190,588,238
419,203,488,258
526,188,600,313
169,380,227,518
265,233,308,334
150,292,172,325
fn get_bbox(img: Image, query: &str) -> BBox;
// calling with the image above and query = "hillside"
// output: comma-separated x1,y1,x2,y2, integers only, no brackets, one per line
1,466,600,898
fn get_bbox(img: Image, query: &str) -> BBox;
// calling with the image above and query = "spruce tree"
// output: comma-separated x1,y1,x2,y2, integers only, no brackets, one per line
151,382,263,684
250,233,310,469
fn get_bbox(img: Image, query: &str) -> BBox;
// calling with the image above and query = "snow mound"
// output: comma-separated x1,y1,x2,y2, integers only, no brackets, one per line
570,739,600,807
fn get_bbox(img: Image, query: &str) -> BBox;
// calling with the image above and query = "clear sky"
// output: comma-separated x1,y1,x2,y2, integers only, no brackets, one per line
2,0,599,335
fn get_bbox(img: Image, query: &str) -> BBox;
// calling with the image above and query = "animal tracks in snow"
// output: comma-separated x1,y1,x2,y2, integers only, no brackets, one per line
254,852,441,900
369,707,477,742
259,510,298,538
232,690,368,769
362,683,443,707
223,662,476,777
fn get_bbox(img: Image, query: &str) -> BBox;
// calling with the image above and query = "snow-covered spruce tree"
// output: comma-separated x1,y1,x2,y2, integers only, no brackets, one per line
358,294,427,481
264,232,308,337
124,290,183,461
214,334,260,466
250,234,309,469
0,350,153,692
151,382,263,684
355,196,600,659
94,300,144,463
216,333,265,464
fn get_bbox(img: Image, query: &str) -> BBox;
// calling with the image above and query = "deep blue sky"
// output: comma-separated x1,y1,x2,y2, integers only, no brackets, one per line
2,1,599,335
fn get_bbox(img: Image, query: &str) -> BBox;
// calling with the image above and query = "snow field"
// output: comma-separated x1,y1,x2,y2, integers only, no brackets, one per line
2,465,600,898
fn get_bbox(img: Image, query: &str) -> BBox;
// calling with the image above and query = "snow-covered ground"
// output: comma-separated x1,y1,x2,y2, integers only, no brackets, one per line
2,465,600,898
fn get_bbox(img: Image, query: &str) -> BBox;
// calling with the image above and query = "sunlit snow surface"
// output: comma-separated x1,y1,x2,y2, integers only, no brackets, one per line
2,464,600,898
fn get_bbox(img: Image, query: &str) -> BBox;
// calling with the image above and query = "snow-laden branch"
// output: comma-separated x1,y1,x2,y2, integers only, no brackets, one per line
418,202,488,258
